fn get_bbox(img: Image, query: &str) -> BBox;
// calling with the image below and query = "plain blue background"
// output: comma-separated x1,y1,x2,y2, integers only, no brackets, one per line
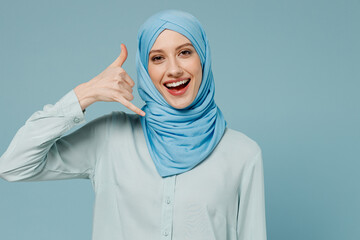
0,0,359,239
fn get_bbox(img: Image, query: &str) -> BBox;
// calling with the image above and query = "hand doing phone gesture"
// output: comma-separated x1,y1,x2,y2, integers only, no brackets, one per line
74,44,145,116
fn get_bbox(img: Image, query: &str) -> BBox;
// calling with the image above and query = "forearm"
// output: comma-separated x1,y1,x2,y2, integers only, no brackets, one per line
0,90,85,182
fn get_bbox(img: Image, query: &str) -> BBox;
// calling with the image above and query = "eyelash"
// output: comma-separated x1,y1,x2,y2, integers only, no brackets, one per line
180,50,192,56
151,56,163,62
151,50,193,62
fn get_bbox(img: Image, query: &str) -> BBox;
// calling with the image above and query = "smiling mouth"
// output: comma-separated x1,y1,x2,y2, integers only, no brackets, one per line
164,79,191,90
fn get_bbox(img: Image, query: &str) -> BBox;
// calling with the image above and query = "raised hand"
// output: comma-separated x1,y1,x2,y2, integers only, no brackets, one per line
74,44,145,116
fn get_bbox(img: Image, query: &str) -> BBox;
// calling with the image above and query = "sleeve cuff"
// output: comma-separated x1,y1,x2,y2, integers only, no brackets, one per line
58,89,86,126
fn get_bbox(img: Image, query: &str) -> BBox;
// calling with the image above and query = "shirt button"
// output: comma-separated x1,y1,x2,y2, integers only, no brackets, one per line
163,231,169,236
166,198,171,204
73,117,80,123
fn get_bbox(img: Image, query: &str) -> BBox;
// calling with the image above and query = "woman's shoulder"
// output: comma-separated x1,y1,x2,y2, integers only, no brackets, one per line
218,127,261,159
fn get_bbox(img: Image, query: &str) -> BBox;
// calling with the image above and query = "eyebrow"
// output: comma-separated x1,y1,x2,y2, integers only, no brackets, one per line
149,43,194,55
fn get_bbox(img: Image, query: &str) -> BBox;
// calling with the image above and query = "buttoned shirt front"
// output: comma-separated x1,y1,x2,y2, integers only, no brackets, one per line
0,90,267,240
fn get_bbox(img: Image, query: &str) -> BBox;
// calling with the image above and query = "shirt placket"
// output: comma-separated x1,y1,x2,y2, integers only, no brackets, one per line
160,175,177,239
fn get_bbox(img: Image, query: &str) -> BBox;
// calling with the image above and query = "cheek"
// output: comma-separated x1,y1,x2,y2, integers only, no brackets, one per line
191,62,202,88
148,65,163,87
197,66,202,84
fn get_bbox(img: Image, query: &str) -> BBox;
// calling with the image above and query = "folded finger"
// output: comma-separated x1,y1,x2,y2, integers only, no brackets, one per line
120,71,135,88
117,80,133,94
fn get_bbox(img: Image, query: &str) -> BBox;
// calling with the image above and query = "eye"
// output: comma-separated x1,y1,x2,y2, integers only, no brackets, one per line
180,50,192,56
151,55,164,62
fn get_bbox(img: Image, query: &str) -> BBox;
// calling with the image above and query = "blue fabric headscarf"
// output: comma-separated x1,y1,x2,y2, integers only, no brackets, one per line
136,10,227,177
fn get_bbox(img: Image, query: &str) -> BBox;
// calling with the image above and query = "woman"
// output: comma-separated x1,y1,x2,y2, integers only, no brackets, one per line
0,10,267,240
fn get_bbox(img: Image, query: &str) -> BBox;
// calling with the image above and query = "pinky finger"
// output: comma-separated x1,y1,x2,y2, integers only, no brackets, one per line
116,96,146,116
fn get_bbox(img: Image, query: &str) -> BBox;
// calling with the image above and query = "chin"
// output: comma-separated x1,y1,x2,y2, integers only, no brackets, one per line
171,103,189,109
166,97,193,109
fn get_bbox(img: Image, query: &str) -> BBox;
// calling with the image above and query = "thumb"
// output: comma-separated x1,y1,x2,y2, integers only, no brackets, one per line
109,43,128,68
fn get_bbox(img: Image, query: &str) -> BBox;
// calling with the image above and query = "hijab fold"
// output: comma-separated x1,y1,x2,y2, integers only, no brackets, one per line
136,10,227,177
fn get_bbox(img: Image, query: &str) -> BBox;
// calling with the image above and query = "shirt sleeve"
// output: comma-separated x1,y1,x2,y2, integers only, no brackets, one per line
237,150,267,240
0,90,108,182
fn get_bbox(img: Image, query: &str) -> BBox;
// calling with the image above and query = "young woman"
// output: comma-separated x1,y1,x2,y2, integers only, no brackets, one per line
0,10,267,240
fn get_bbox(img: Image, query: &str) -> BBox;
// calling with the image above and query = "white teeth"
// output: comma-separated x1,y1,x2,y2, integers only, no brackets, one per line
165,79,190,88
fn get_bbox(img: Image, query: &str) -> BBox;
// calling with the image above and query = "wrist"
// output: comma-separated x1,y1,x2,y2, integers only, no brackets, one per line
74,82,96,111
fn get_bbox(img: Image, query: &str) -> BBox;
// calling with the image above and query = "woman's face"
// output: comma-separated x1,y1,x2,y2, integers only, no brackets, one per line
148,29,202,109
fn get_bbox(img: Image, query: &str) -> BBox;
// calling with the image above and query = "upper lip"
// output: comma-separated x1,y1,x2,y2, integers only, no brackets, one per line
163,78,190,85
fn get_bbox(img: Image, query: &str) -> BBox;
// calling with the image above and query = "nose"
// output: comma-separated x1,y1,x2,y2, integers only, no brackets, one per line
166,57,183,78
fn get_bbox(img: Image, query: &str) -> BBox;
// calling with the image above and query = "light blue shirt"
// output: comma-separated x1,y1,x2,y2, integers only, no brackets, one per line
0,90,267,240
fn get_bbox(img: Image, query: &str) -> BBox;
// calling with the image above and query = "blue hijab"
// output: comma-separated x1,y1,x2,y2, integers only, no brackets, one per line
136,10,227,177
